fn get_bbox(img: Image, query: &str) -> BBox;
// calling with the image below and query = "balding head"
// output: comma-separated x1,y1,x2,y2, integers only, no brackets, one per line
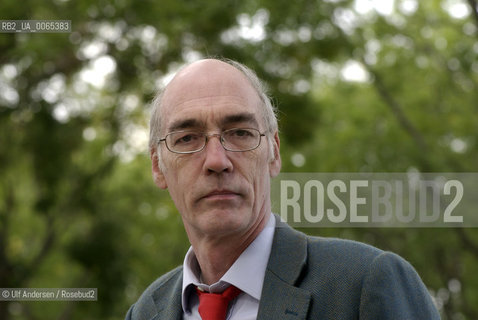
149,58,278,153
160,59,262,128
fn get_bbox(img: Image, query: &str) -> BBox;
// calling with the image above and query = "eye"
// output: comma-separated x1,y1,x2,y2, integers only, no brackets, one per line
173,132,201,145
229,128,254,137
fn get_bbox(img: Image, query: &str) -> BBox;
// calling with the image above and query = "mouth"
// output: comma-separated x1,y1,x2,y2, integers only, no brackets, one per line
200,189,241,201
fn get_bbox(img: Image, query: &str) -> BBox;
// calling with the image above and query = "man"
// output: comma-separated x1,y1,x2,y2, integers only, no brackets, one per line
126,58,440,319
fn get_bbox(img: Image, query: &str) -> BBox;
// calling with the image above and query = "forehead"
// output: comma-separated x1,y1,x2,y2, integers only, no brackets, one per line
160,60,263,131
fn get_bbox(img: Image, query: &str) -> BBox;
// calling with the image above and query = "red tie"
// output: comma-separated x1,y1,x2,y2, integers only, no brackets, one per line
196,285,242,320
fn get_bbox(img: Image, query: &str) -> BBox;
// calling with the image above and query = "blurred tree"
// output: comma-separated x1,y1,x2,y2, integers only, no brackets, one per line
0,0,477,319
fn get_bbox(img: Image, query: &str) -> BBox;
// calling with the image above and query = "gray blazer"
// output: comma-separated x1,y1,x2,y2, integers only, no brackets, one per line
126,215,440,319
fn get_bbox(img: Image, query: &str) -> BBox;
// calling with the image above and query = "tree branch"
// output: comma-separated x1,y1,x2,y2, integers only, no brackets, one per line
364,65,429,151
455,228,478,257
0,184,14,283
17,215,56,285
466,0,478,31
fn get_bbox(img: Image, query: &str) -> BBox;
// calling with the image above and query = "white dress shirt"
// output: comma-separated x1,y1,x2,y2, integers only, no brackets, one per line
181,213,276,320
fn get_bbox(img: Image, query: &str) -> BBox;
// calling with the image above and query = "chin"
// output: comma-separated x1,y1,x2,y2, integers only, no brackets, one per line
199,209,249,232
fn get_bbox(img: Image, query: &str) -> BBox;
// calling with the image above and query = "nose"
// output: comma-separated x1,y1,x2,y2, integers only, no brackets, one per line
202,134,233,174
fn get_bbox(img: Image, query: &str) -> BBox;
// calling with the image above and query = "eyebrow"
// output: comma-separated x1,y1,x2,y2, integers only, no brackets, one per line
167,112,259,132
167,118,202,132
221,112,259,127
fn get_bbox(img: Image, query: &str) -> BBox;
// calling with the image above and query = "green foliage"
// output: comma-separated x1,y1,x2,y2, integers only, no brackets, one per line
0,0,477,319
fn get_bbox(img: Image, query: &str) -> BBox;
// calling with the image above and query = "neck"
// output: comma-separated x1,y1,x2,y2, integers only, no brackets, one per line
188,213,270,285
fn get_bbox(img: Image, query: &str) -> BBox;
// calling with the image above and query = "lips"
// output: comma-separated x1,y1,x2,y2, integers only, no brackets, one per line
200,189,241,201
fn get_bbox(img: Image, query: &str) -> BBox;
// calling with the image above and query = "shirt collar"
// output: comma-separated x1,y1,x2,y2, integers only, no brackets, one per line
181,213,275,313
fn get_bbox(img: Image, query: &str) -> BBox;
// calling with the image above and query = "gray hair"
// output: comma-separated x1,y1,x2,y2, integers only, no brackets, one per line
149,58,279,161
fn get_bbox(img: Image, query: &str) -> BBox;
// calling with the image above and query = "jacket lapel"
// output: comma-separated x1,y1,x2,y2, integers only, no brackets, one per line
256,216,311,319
150,269,184,320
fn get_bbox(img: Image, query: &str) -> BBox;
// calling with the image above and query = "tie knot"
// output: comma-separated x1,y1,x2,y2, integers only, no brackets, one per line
196,285,242,320
219,285,242,301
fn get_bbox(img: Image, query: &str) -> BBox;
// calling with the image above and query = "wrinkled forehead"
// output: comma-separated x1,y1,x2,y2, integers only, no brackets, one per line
160,60,263,131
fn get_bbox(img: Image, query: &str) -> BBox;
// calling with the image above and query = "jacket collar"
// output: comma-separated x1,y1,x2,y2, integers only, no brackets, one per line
256,215,311,319
148,269,183,320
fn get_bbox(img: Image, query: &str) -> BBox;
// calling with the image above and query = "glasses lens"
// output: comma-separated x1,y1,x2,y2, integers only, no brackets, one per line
166,132,204,153
222,128,260,151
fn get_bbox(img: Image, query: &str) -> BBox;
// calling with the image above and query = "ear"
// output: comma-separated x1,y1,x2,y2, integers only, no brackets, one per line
269,131,281,177
151,149,168,189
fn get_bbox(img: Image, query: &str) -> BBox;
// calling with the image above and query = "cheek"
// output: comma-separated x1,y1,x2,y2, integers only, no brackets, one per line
164,154,196,179
162,158,196,201
166,175,195,215
242,153,271,194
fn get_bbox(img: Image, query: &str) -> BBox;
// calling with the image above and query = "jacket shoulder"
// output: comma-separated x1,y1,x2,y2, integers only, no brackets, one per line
305,235,420,278
306,235,384,269
126,266,183,320
301,235,439,319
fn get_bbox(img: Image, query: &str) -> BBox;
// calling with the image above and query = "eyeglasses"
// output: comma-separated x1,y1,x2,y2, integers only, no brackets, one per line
159,128,266,154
